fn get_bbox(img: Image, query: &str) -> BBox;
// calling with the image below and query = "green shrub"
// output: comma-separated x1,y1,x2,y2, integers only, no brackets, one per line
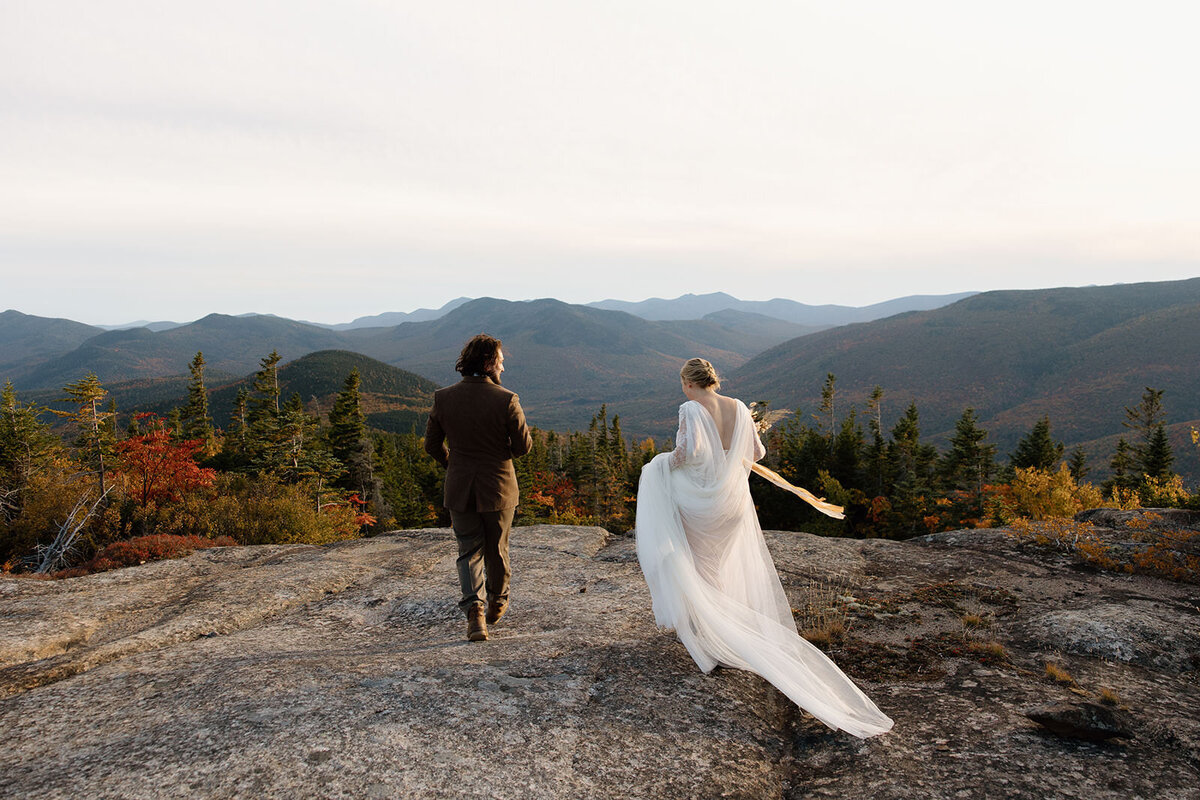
162,473,363,546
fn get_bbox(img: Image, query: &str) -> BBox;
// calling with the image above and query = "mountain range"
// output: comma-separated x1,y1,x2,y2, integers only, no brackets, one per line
729,278,1200,464
586,290,978,324
3,282,1198,479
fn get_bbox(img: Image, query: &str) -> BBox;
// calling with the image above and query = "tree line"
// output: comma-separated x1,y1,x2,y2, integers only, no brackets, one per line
2,358,1197,574
748,376,1194,538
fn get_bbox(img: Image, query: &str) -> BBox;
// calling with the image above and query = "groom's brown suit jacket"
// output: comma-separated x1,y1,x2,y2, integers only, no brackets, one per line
423,375,533,512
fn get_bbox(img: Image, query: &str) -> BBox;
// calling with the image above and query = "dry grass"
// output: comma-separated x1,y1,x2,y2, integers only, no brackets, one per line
802,619,846,648
794,574,855,648
968,641,1007,659
960,612,987,629
1009,515,1200,584
1045,662,1077,686
1098,687,1121,706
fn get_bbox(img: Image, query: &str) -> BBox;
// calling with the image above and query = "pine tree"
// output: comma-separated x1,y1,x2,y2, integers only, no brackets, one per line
817,373,837,440
1123,387,1164,463
54,374,116,498
274,393,319,476
1141,424,1175,480
1066,447,1089,481
215,388,252,469
1009,416,1063,471
609,414,630,482
864,386,887,496
244,351,284,466
327,369,385,521
251,350,283,416
608,414,632,525
885,402,937,537
828,411,863,487
180,351,215,453
0,382,60,520
1104,437,1137,494
166,407,183,439
938,407,997,500
1121,387,1174,483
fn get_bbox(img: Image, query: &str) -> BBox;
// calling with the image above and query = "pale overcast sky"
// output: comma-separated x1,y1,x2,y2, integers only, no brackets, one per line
3,1,1198,325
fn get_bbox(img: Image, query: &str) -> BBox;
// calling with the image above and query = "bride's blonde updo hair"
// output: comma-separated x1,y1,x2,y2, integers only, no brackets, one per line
680,357,721,389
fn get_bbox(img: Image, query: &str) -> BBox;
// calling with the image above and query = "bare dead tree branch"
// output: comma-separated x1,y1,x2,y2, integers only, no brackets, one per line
34,486,111,574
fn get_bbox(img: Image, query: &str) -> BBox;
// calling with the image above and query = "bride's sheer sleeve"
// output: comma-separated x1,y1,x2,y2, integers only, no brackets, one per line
745,401,766,463
669,405,692,469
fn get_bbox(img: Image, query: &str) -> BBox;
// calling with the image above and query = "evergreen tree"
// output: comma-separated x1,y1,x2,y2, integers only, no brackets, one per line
774,415,828,490
327,369,386,522
215,388,252,470
828,411,863,487
180,351,215,453
1123,387,1164,462
0,382,60,520
609,414,629,479
938,407,997,500
166,407,183,439
232,388,250,445
864,386,887,496
1141,424,1175,480
1066,447,1089,481
1121,387,1174,483
54,373,116,498
885,402,937,537
374,431,443,528
272,393,321,477
328,369,369,476
608,413,632,525
251,350,283,417
817,373,837,440
1104,437,1137,495
244,351,284,466
1009,416,1063,471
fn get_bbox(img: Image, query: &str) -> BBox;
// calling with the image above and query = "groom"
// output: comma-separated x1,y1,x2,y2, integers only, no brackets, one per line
424,334,533,642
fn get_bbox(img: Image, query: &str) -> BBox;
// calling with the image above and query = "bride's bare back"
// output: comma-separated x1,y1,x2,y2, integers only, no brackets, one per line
690,393,741,450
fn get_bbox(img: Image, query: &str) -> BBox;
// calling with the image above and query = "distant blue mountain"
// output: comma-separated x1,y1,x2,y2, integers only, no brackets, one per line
319,298,474,330
587,291,977,324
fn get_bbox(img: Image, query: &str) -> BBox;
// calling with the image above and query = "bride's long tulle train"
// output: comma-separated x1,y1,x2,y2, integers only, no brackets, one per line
636,450,893,739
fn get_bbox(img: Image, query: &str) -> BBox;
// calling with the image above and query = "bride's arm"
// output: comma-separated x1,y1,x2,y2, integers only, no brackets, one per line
669,406,691,468
752,431,766,463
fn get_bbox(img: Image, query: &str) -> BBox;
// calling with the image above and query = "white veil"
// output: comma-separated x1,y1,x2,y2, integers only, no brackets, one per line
635,400,893,738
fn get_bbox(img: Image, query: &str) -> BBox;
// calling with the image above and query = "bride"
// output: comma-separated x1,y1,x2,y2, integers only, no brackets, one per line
635,358,893,738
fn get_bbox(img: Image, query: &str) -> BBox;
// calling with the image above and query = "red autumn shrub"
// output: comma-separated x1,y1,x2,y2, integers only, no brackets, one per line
86,534,236,573
112,415,216,508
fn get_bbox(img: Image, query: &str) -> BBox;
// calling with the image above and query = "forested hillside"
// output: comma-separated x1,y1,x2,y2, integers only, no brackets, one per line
344,298,755,432
4,280,1199,459
730,279,1200,455
13,313,348,390
2,300,806,434
0,311,102,377
200,350,438,434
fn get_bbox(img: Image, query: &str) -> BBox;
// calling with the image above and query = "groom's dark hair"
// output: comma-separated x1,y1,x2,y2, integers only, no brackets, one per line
456,333,503,377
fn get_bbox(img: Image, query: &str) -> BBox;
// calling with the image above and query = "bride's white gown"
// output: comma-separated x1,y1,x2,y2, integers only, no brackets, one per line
635,399,893,738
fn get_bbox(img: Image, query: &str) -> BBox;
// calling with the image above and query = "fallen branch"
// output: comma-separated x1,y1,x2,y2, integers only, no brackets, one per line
34,486,112,574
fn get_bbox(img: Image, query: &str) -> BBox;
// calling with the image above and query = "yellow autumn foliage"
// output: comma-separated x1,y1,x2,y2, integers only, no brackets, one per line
1010,464,1105,520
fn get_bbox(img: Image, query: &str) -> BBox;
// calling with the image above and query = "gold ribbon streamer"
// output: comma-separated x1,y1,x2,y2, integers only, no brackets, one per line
745,460,845,520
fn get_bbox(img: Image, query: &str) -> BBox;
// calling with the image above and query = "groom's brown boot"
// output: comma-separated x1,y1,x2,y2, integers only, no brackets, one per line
486,598,508,626
467,604,488,642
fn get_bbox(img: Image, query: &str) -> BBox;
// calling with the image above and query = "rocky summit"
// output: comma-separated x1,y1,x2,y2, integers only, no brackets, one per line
1,518,1198,800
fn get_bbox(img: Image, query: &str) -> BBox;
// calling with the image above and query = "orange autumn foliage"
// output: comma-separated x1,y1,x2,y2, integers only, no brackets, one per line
113,414,216,507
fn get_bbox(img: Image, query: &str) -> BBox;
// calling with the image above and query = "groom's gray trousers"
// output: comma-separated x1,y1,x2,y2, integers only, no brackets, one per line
449,501,514,613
